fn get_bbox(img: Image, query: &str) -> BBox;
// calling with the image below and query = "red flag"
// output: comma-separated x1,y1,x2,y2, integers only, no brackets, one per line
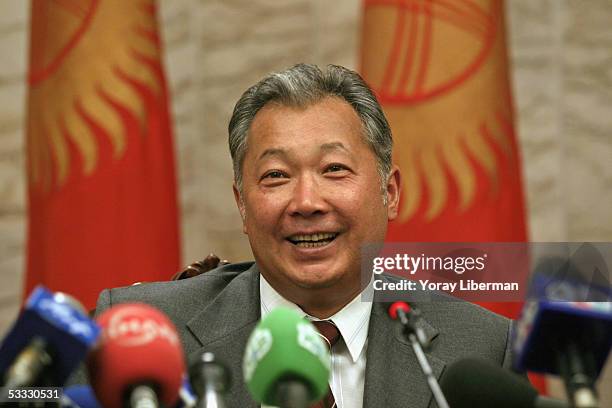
360,0,545,391
24,0,180,309
361,0,525,310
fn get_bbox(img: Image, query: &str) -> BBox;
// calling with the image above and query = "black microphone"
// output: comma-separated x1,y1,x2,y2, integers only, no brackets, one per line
0,286,100,392
441,357,569,408
189,351,230,408
514,257,611,408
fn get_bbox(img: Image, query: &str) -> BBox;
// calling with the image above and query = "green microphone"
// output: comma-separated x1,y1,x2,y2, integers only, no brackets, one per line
243,307,331,408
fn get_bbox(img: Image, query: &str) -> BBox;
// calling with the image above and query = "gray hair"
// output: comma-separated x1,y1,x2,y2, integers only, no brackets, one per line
228,63,393,194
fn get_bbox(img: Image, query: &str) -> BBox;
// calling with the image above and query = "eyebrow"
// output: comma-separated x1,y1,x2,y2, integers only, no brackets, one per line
320,142,349,153
257,142,350,162
258,148,288,161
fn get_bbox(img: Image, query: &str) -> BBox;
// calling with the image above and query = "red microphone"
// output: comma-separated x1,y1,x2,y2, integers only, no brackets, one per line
387,301,429,349
387,302,450,408
88,303,185,408
388,301,411,321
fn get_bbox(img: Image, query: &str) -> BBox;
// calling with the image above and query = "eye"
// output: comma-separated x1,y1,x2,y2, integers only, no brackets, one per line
325,163,349,173
262,170,287,179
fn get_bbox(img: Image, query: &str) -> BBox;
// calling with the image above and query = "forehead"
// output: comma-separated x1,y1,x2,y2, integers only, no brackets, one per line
246,97,367,155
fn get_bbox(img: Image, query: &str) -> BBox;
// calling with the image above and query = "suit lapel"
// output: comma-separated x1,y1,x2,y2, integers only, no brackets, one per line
363,302,445,408
186,264,261,407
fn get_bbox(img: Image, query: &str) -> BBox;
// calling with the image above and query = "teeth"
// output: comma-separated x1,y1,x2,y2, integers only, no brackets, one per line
290,233,336,242
295,241,331,248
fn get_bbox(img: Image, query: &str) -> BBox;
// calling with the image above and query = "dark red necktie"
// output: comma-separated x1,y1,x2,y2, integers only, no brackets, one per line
310,320,341,408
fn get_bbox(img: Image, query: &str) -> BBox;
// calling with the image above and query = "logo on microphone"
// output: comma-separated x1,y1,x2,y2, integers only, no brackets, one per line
513,300,537,356
297,322,331,370
38,298,96,339
106,308,180,347
243,328,273,381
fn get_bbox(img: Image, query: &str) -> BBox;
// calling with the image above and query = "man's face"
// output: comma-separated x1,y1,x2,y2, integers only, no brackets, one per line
234,97,400,304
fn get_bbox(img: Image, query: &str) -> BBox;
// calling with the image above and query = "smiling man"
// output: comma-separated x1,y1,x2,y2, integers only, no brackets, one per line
233,90,400,319
93,64,515,407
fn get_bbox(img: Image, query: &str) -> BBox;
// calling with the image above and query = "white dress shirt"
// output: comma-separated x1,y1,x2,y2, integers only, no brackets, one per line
260,275,373,408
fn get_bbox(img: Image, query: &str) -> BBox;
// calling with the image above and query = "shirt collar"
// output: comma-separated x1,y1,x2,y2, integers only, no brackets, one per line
260,274,373,363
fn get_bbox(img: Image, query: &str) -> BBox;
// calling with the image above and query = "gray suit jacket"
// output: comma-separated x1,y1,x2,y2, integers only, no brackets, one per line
94,262,514,407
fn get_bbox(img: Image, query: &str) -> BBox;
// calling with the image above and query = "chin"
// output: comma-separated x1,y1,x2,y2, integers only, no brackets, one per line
290,271,344,290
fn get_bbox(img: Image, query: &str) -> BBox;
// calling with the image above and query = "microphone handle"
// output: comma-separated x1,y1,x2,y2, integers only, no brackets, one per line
557,341,598,408
129,384,159,408
408,333,449,408
396,307,446,407
3,337,52,388
536,396,570,408
275,380,310,408
193,353,229,408
198,384,227,408
397,309,449,408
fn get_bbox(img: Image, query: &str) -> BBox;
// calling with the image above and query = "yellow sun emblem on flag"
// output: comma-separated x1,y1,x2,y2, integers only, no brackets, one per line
26,0,162,191
361,0,517,222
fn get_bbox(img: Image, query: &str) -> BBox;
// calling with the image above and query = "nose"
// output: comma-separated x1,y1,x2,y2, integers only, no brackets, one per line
287,173,330,217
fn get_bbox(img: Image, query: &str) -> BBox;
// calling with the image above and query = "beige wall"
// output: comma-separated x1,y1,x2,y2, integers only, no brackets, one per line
0,0,610,401
0,0,28,333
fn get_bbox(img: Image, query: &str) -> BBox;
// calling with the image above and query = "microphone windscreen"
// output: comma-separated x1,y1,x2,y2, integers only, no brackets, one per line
440,358,537,408
388,301,411,320
88,303,185,408
0,286,100,386
62,385,102,408
514,257,612,375
243,307,330,406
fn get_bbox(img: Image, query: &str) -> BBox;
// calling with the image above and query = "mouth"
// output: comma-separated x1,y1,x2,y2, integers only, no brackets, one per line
286,232,339,248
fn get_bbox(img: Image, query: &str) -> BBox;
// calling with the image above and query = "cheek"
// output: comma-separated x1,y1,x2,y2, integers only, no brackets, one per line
333,180,383,211
245,193,285,229
338,191,388,236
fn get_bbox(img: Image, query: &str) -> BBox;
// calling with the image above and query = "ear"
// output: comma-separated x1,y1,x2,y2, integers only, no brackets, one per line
232,182,248,234
386,165,401,221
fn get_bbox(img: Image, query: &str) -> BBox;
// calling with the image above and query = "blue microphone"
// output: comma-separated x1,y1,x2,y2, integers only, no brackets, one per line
0,286,100,389
61,382,196,408
513,258,612,408
178,375,197,408
61,385,102,408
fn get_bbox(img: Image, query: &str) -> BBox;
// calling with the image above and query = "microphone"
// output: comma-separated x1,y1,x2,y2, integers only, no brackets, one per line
61,383,196,408
189,351,230,408
243,307,330,408
441,357,568,408
88,303,186,408
177,375,198,408
388,301,430,349
388,301,449,408
0,286,100,390
61,385,102,408
514,258,612,408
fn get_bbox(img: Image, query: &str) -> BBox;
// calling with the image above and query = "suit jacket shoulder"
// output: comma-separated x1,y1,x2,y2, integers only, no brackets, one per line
95,261,260,357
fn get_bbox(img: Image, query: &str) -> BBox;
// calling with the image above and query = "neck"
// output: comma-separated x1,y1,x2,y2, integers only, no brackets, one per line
297,292,356,319
266,277,363,319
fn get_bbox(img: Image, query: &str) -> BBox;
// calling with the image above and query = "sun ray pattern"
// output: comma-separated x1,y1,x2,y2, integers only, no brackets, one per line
26,0,162,190
362,0,517,222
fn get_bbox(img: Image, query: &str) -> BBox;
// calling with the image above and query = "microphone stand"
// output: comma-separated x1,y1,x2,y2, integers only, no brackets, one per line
396,307,449,408
275,380,310,408
190,352,230,408
557,341,598,408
